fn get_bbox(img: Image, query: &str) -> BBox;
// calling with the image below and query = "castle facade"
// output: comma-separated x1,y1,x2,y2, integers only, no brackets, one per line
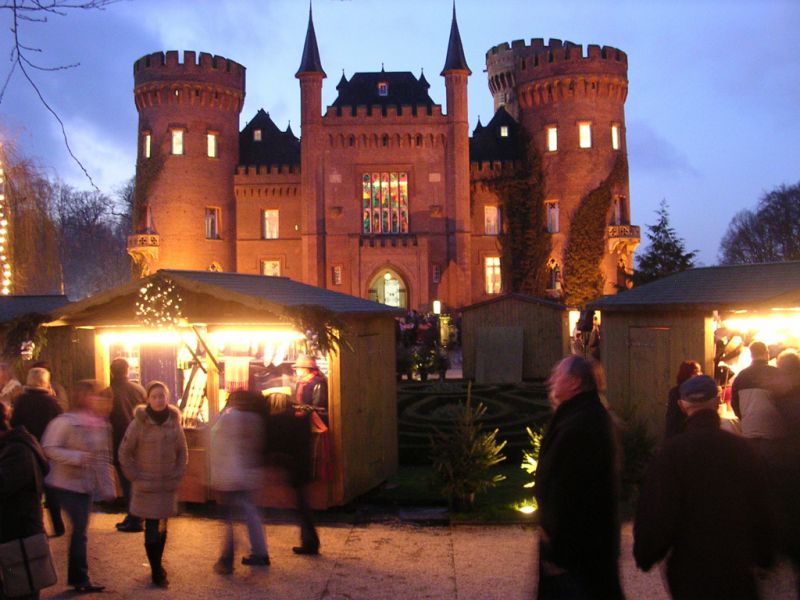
128,8,639,311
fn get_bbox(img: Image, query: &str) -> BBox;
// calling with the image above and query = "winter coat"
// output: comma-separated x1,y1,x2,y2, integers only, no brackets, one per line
41,411,115,499
634,409,773,600
533,390,622,599
295,372,328,424
104,379,146,453
118,405,187,519
209,408,264,492
0,427,49,543
10,388,63,441
732,360,786,439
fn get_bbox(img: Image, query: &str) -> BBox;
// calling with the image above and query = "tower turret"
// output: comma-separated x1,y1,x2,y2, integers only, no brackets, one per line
130,50,245,275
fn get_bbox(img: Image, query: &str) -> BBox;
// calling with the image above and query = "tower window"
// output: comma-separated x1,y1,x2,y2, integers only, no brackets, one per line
207,133,218,158
205,207,220,239
545,200,559,233
143,132,151,159
546,126,558,152
500,126,509,138
171,129,184,155
579,122,592,149
361,172,409,234
262,209,279,239
484,206,501,235
377,81,388,96
332,265,343,285
432,264,442,284
253,129,262,142
611,124,620,150
261,259,281,277
484,256,501,295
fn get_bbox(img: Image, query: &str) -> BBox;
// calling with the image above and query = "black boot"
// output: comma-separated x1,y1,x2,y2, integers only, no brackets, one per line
145,542,168,587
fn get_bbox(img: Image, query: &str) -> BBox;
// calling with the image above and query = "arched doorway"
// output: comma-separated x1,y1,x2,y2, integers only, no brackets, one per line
368,269,408,308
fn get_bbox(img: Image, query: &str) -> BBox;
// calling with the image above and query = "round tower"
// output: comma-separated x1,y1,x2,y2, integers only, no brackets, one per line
130,50,245,274
485,38,639,297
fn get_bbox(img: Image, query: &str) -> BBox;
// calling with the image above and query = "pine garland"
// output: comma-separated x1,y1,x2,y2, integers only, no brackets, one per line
282,304,352,357
563,155,628,306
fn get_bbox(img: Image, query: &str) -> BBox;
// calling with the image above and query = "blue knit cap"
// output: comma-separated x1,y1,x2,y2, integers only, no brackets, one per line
679,375,719,403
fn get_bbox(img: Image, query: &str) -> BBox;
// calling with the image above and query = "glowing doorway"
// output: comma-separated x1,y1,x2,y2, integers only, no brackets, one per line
368,269,407,308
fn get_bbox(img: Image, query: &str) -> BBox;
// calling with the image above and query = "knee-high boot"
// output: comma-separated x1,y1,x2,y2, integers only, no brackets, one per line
145,537,168,587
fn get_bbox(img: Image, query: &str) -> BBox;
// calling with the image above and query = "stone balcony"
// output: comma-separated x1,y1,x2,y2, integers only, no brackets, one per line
607,224,640,254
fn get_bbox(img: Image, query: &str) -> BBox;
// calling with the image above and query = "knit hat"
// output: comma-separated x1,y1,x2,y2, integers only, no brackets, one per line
679,375,719,403
25,367,51,392
293,354,318,370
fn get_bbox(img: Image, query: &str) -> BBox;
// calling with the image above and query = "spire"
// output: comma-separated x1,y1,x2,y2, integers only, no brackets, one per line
419,68,430,89
296,3,326,77
441,3,471,76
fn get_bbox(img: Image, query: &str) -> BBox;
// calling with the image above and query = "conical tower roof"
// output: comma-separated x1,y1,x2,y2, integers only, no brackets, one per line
441,4,471,75
296,4,326,77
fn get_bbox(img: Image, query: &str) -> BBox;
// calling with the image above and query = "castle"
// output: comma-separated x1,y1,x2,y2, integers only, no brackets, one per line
127,7,639,312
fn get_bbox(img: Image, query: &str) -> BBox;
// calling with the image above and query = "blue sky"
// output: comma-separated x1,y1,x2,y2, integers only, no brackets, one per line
1,0,798,265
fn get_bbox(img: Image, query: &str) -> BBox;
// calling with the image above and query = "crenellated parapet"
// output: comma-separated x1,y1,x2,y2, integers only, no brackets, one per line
324,103,445,121
133,50,246,113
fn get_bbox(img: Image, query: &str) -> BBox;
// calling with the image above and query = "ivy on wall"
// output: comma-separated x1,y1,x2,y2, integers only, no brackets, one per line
562,154,628,306
485,134,551,296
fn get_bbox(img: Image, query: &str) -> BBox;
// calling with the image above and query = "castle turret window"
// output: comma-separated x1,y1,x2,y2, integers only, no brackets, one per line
207,133,218,158
205,207,220,239
260,259,281,277
546,126,558,152
171,129,184,155
262,209,279,239
484,256,502,295
545,200,560,233
377,81,388,96
332,265,343,285
143,132,151,159
500,126,509,138
578,122,592,149
361,172,409,234
253,129,262,142
484,206,501,235
611,124,620,150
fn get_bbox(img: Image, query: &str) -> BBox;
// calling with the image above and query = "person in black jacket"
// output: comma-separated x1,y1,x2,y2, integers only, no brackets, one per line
664,360,701,439
534,355,623,600
634,375,773,600
10,367,64,538
0,402,51,600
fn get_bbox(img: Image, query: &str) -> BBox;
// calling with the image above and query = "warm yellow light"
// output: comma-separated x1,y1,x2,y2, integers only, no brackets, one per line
98,329,193,347
722,313,800,348
208,328,304,348
518,505,536,514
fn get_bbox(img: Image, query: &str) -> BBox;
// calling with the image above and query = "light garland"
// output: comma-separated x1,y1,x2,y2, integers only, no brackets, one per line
0,153,11,295
135,276,184,328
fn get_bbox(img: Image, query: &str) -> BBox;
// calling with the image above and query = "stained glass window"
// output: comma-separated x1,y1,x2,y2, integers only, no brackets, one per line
361,172,409,234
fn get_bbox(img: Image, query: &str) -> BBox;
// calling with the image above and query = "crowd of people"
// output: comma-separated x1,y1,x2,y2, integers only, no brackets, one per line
0,354,328,596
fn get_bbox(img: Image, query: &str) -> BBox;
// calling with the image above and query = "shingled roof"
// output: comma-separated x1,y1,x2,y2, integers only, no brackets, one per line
589,262,800,312
239,110,300,167
441,5,471,75
332,71,435,110
470,106,525,163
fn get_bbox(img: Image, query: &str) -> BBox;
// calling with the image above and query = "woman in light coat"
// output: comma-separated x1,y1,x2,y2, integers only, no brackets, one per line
41,380,115,594
209,390,268,573
118,381,187,588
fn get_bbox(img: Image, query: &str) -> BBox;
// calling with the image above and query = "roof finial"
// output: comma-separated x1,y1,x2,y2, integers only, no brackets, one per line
441,1,471,76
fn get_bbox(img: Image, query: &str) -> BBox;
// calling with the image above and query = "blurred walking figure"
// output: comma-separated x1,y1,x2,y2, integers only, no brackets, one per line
41,380,114,593
10,367,65,537
102,358,146,533
210,390,269,574
664,360,702,439
0,362,21,408
634,375,773,600
534,355,623,599
118,381,187,588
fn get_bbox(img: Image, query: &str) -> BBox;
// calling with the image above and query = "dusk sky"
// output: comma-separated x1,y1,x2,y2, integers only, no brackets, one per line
0,0,797,266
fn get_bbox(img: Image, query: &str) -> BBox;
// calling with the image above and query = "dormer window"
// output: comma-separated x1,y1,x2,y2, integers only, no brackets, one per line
253,129,262,142
500,126,509,138
377,81,389,97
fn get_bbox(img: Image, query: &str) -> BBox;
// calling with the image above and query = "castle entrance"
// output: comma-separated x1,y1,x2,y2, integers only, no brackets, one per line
368,269,407,308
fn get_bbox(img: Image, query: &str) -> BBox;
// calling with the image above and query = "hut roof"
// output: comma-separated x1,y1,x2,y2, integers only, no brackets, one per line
589,261,800,312
0,295,70,324
461,292,567,313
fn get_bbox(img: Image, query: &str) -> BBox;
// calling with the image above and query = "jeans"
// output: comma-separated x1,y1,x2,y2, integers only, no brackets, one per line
218,491,267,563
43,485,64,534
55,488,92,586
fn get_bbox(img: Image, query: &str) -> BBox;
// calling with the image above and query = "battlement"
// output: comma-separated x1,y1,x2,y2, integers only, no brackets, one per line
235,164,301,177
469,159,520,179
134,50,246,91
323,103,445,121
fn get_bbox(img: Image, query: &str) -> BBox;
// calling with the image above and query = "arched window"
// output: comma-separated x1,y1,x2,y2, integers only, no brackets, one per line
368,269,407,308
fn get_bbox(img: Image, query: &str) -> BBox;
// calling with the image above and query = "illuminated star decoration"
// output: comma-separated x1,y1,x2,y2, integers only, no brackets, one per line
135,276,184,328
0,154,11,295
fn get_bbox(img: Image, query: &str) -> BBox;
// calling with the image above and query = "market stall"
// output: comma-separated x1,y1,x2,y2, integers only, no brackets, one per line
47,269,400,508
589,261,800,434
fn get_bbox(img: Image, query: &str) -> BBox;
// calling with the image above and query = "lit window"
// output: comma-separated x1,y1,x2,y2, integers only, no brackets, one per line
500,125,509,138
204,207,220,239
361,172,409,234
485,256,501,295
545,201,559,233
143,133,151,159
546,126,558,152
484,206,501,235
262,209,279,240
171,129,184,155
207,133,217,158
261,259,281,277
332,265,343,285
579,122,592,148
378,81,388,96
611,124,620,150
548,260,562,290
432,264,441,284
253,129,262,142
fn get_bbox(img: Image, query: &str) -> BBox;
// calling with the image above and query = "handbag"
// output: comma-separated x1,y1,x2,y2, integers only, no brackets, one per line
0,533,57,597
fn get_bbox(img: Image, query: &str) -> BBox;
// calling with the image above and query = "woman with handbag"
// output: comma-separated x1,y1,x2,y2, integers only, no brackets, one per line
0,403,55,599
118,381,187,588
41,380,114,594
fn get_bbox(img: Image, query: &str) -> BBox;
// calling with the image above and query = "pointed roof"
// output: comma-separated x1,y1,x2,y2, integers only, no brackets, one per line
296,4,326,77
469,106,524,163
418,69,430,90
441,4,471,75
239,109,300,167
332,71,435,108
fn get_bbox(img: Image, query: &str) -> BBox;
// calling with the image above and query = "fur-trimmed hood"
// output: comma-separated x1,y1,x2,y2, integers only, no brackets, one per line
133,403,182,424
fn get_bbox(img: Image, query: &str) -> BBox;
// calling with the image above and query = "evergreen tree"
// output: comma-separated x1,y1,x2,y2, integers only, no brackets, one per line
634,200,697,286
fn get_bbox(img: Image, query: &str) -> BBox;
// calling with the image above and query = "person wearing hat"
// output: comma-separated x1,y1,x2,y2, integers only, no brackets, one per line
634,374,774,600
293,354,328,425
11,366,65,537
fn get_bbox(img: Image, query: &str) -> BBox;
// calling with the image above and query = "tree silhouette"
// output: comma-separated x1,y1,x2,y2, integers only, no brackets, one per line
634,200,696,286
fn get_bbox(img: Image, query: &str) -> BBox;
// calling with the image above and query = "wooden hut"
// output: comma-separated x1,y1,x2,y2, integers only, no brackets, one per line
46,269,399,509
461,293,570,382
589,262,800,435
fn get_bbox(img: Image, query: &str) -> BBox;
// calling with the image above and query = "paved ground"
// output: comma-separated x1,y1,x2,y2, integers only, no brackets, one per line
41,512,795,599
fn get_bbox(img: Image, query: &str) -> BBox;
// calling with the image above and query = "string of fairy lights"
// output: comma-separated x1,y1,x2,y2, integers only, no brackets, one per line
135,276,184,328
0,154,11,296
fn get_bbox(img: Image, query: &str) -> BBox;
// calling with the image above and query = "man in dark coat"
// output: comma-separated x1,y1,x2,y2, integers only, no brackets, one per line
10,367,64,537
103,358,146,532
634,375,773,600
534,355,623,599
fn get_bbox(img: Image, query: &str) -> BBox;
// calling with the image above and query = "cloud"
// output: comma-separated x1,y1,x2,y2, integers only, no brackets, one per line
626,120,697,176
